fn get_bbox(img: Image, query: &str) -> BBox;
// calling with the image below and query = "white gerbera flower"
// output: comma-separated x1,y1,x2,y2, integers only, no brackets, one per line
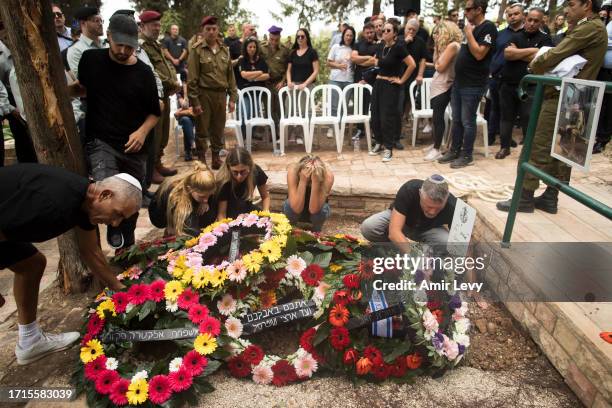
105,357,118,370
217,294,237,316
225,317,243,338
227,260,247,283
294,353,318,378
169,357,183,372
165,300,178,312
286,255,307,277
131,370,148,382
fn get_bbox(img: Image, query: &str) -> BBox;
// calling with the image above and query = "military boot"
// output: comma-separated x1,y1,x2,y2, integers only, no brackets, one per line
496,189,535,213
534,187,559,214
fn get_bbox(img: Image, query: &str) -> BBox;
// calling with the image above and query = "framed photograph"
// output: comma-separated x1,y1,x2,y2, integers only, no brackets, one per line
551,78,605,172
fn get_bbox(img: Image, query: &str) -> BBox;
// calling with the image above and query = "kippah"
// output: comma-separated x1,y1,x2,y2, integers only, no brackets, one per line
113,173,142,191
428,174,446,184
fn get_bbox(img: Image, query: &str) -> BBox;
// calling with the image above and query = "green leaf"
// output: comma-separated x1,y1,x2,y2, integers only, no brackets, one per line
383,341,412,363
300,251,314,264
313,322,331,346
312,252,332,268
202,359,222,376
193,380,215,394
138,301,157,321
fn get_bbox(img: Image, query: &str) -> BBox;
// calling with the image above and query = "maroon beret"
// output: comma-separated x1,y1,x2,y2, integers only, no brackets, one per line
200,15,218,27
139,10,161,24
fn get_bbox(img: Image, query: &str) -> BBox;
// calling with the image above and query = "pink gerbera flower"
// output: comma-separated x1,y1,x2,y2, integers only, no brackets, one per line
86,314,105,337
148,375,172,404
198,316,221,336
177,288,199,310
109,378,129,406
94,369,120,395
168,367,193,392
111,292,129,313
127,284,151,305
188,304,209,324
182,350,208,376
84,355,107,381
149,280,166,302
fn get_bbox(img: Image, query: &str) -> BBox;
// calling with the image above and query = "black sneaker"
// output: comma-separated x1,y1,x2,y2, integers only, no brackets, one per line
107,227,124,249
438,150,459,164
394,142,404,150
450,155,474,168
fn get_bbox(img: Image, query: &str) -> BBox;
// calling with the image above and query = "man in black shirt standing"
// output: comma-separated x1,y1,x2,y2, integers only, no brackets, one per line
72,14,160,250
361,175,456,246
0,164,141,365
161,24,188,81
496,8,552,159
351,22,377,141
439,0,497,168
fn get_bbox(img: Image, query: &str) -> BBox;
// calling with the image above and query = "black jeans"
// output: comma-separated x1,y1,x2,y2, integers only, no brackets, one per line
431,88,452,149
499,82,531,149
371,79,401,150
87,138,147,248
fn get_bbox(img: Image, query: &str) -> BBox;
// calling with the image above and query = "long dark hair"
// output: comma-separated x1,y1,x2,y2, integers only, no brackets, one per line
341,26,356,47
241,36,260,62
291,28,313,50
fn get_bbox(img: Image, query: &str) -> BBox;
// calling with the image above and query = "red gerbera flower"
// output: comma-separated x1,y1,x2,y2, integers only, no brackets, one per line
363,345,383,366
84,355,107,381
111,292,129,314
358,260,374,279
343,348,358,365
329,327,351,351
431,309,444,324
271,360,298,386
168,367,193,392
227,355,251,378
86,313,105,337
299,328,317,353
127,284,151,305
183,350,208,377
198,316,221,336
149,375,172,404
109,378,129,406
242,345,264,366
81,332,93,346
94,369,119,395
342,274,360,289
371,363,391,380
427,299,442,311
390,356,408,377
177,288,199,310
301,264,324,286
149,280,166,302
188,304,209,324
333,290,350,306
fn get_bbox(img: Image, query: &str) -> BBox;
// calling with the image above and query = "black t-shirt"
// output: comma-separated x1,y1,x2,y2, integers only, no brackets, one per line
404,36,426,83
354,39,378,83
161,35,187,65
390,179,456,231
78,49,161,152
289,47,319,83
218,165,268,217
455,20,497,88
237,56,269,89
0,163,95,243
501,30,553,85
229,39,243,82
376,41,409,77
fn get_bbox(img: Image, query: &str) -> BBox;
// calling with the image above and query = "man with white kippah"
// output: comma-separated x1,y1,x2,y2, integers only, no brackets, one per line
0,163,141,365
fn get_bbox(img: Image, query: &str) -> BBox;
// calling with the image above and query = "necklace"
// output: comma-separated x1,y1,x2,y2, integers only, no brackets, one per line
382,42,394,59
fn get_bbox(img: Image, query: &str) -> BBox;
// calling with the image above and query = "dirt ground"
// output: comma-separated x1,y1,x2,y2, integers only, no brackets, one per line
0,216,580,407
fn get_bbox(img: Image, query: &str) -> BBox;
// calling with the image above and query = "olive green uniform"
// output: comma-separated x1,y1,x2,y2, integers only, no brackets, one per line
187,38,237,154
525,16,607,191
140,35,178,165
261,42,290,127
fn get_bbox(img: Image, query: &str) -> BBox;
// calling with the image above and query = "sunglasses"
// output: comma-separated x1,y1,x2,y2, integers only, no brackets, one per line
54,12,63,18
464,6,476,11
383,28,393,33
296,35,306,39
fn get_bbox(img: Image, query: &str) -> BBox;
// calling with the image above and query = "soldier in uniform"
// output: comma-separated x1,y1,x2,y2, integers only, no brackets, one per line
187,15,238,169
497,0,607,214
139,10,180,182
261,25,290,133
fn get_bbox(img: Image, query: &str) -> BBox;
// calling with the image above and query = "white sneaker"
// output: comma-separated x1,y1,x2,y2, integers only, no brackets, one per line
424,148,442,161
382,149,393,162
369,144,383,155
423,124,432,133
351,130,362,141
15,331,80,365
326,128,334,139
422,144,434,153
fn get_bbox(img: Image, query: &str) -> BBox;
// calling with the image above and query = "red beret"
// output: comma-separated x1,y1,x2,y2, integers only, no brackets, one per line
139,10,161,23
200,15,218,27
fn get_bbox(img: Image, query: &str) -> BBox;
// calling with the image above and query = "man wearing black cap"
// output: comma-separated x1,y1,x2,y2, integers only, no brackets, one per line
139,10,179,181
67,6,103,79
71,14,161,250
261,25,289,132
187,15,237,169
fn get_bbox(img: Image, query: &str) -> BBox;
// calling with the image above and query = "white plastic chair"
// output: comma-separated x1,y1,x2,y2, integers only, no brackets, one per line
339,83,373,153
224,95,243,148
278,86,311,156
308,84,343,154
409,78,433,147
238,87,276,152
443,100,489,157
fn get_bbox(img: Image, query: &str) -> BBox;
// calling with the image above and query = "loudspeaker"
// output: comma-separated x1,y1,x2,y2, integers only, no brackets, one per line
394,0,420,16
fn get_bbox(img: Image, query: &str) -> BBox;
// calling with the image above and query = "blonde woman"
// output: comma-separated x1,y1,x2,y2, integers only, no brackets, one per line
148,161,217,236
424,21,463,161
283,155,334,232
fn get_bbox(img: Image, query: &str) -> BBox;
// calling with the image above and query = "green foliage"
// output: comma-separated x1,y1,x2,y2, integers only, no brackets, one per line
272,0,368,30
312,34,331,85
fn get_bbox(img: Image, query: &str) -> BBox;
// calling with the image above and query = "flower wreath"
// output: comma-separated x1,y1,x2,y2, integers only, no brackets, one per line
75,280,221,406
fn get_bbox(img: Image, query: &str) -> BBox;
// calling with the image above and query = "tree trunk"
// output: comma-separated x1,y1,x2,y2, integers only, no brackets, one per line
372,0,381,16
498,0,507,24
0,0,90,293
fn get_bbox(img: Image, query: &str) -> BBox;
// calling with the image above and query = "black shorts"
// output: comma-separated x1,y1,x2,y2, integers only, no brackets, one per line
0,241,38,269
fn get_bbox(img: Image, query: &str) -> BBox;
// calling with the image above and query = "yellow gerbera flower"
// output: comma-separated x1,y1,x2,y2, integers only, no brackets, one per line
191,270,207,289
80,339,104,364
171,266,184,279
96,299,116,319
329,264,343,273
258,210,271,217
271,234,288,248
260,240,282,262
127,379,148,405
194,333,217,355
334,233,345,239
185,236,198,248
242,253,261,274
180,268,193,285
164,280,184,302
208,270,225,288
176,255,187,269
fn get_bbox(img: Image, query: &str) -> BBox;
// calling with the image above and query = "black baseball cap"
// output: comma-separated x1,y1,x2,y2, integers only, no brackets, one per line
108,14,138,49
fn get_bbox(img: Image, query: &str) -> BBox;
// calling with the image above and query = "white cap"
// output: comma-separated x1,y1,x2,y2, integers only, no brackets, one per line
113,173,142,191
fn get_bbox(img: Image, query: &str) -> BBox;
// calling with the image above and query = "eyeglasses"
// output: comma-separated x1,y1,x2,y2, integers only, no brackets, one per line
231,169,250,177
53,12,63,18
383,28,393,33
296,35,306,39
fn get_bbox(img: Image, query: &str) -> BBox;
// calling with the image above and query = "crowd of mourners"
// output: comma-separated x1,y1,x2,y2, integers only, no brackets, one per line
0,0,610,366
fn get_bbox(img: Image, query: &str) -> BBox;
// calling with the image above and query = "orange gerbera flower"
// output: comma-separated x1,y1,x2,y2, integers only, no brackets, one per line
260,290,277,309
329,304,350,327
406,353,423,369
431,309,444,324
356,357,373,375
